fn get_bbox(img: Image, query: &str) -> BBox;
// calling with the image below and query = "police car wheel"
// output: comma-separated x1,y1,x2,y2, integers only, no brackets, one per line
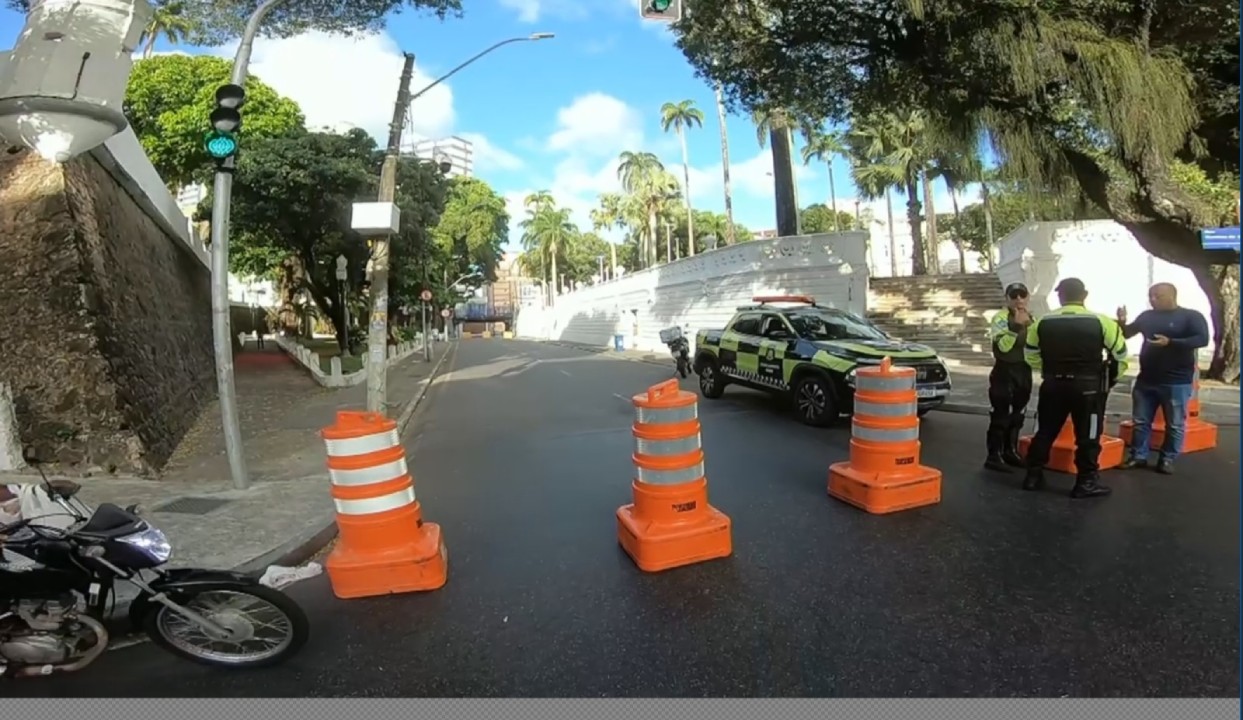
793,375,836,427
698,361,726,399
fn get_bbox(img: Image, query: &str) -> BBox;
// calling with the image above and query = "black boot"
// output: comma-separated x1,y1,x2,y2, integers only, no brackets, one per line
1070,473,1112,499
1001,424,1025,467
984,452,1011,472
1022,467,1045,491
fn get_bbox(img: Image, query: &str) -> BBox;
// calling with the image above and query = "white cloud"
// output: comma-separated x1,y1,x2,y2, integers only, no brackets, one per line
686,150,817,205
500,0,632,23
546,92,644,156
458,132,524,172
216,30,455,144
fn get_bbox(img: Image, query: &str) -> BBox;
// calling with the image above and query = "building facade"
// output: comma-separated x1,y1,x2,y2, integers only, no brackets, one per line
405,136,474,178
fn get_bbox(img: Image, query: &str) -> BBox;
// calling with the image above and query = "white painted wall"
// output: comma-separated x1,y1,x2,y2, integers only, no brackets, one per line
995,220,1216,357
862,214,987,277
516,232,870,353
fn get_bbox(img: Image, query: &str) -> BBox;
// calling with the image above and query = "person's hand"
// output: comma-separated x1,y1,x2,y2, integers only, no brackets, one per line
1116,305,1127,324
1012,308,1032,325
1150,334,1170,347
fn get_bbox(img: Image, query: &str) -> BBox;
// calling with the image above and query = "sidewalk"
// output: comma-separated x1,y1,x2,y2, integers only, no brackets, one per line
0,339,456,624
541,339,1240,427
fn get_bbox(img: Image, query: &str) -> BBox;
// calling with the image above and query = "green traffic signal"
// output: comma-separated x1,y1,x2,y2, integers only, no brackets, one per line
205,130,238,159
649,0,670,9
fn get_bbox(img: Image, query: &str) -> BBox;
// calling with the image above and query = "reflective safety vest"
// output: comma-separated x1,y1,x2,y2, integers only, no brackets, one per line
1024,303,1130,381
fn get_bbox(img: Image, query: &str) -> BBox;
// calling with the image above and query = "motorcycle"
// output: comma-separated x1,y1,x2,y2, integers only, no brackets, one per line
0,453,309,678
660,325,692,379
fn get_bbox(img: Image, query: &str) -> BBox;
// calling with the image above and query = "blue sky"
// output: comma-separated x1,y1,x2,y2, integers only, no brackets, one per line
0,0,973,251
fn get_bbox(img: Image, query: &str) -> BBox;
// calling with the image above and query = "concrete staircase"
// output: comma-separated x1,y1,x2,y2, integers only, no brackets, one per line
867,274,1005,367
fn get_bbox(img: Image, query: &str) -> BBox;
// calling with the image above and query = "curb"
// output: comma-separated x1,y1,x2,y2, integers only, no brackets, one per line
103,342,459,647
935,401,1241,427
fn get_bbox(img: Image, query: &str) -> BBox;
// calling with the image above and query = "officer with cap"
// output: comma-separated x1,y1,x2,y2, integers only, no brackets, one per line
984,282,1034,471
1022,277,1129,498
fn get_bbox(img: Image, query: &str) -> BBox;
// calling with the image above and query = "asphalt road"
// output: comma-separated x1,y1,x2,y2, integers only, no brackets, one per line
12,340,1240,697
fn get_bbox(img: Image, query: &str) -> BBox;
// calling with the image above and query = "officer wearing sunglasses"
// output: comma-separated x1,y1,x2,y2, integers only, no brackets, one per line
984,282,1035,471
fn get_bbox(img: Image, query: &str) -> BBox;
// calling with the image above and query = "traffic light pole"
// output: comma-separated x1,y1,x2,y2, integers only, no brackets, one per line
366,52,417,414
208,0,286,491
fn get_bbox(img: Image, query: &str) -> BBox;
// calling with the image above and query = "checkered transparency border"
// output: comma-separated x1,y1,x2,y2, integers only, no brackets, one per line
1,699,1238,716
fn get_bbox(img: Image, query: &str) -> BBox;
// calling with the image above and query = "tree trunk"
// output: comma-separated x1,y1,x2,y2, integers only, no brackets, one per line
770,126,799,237
550,241,558,305
906,178,927,275
827,164,839,232
678,127,695,257
981,182,996,270
950,186,966,272
276,255,303,335
922,170,940,274
885,188,898,277
714,83,736,246
142,32,156,59
647,210,659,268
1191,261,1239,383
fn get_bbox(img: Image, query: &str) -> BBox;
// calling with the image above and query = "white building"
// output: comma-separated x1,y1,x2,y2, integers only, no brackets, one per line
405,136,474,178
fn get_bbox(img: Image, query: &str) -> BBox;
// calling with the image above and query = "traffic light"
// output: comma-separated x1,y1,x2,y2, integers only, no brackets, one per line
639,0,681,21
205,83,246,171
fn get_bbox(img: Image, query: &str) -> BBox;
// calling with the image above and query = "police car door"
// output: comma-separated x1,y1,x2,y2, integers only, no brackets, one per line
757,313,794,388
720,312,761,376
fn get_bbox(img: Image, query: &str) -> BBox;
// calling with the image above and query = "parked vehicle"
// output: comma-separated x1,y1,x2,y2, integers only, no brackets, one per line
693,295,953,426
0,454,309,678
660,325,692,379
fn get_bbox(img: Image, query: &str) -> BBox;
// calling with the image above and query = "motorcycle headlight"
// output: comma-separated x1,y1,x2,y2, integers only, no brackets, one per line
117,527,173,564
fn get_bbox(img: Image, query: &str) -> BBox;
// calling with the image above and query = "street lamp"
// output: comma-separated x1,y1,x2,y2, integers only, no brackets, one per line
335,255,350,357
402,33,555,107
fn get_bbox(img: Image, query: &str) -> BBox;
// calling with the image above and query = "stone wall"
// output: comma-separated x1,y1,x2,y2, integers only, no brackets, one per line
0,147,215,476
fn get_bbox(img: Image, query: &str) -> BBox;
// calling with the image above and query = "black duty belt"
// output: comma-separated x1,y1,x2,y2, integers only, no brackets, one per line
1045,373,1101,381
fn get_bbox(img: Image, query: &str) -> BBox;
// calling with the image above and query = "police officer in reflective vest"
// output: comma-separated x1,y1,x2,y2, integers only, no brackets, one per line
1022,277,1130,498
984,282,1034,471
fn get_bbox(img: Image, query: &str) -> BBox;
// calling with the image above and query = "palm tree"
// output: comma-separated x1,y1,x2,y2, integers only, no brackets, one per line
712,84,737,246
659,100,705,257
846,119,902,277
524,190,555,214
849,111,934,275
753,107,800,236
520,196,576,302
617,151,677,269
929,147,984,272
800,128,848,232
140,0,195,59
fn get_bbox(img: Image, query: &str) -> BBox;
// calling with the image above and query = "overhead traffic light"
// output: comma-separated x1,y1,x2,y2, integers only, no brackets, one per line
205,83,246,170
639,0,681,21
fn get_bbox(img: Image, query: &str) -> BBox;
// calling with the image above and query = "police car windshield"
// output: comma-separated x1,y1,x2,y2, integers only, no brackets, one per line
786,309,889,342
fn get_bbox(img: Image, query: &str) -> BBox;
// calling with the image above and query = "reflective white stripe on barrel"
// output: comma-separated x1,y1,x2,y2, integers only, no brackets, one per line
635,461,706,485
333,486,416,515
329,458,409,487
634,404,698,424
634,435,701,456
324,429,401,457
854,399,918,417
851,425,920,443
855,373,915,392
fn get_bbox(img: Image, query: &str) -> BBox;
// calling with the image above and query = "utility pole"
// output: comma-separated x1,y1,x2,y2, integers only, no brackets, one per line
366,52,416,414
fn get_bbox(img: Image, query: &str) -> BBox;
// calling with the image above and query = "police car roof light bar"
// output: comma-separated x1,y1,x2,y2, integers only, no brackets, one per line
752,295,817,306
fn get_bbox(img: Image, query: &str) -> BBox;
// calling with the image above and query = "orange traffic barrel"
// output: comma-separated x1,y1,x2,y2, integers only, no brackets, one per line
1118,370,1218,454
828,358,942,514
616,379,732,573
1018,411,1125,474
320,411,448,599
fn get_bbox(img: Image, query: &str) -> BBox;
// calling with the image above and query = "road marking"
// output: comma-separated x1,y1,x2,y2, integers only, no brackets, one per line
559,369,572,377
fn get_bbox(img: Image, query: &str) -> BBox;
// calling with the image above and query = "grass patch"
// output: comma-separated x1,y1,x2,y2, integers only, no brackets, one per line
301,338,365,374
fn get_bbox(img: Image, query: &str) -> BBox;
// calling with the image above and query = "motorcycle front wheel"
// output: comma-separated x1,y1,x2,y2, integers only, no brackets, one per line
676,354,690,379
143,584,309,669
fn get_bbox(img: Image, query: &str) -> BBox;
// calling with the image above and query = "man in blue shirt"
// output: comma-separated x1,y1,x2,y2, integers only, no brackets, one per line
1116,283,1210,474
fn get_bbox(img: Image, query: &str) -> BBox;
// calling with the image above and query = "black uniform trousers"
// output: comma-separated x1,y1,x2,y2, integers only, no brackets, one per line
986,361,1033,454
1024,376,1109,477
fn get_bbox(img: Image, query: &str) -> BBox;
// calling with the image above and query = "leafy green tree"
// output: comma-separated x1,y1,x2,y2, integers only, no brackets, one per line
125,54,305,189
800,129,848,231
430,176,508,284
520,197,577,292
563,231,613,285
799,204,855,235
140,0,196,58
675,0,1241,380
4,0,464,46
208,128,375,345
389,157,451,332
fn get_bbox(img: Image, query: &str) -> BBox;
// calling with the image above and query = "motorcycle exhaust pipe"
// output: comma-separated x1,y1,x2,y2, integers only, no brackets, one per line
11,615,110,678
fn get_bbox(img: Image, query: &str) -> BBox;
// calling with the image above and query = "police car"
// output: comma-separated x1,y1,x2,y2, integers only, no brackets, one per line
692,296,953,426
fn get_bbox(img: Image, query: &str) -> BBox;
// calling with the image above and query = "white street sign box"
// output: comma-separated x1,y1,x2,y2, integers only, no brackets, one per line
350,202,401,236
